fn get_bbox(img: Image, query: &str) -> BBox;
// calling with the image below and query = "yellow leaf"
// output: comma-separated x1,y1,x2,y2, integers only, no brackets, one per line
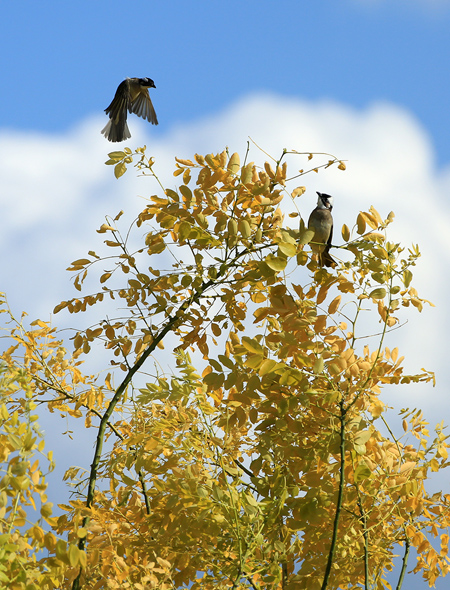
360,211,378,229
114,162,127,179
78,549,87,569
71,259,91,266
40,503,53,518
430,458,440,472
108,151,125,160
328,295,341,315
227,153,240,174
278,242,297,257
175,157,194,166
100,272,112,284
354,430,372,445
292,186,306,198
356,213,366,235
68,544,80,567
228,219,238,237
299,228,315,246
341,224,350,242
242,336,263,354
178,221,192,242
403,269,413,288
259,359,278,376
156,556,171,570
265,255,287,272
238,219,251,238
400,461,416,474
179,185,192,201
55,539,68,561
250,291,267,303
313,357,324,374
241,162,254,185
369,206,383,224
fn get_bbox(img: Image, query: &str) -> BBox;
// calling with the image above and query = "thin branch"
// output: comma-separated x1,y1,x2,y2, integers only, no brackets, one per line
396,530,410,590
72,242,260,589
321,399,346,590
138,469,151,515
357,497,370,590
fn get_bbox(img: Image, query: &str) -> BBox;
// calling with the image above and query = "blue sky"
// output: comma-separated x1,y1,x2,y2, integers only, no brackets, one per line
2,1,450,165
2,2,450,588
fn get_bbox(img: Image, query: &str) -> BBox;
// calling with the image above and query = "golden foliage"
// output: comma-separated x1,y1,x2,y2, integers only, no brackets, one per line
1,147,447,589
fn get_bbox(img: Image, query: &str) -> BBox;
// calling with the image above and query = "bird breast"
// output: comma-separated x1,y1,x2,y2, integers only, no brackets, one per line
308,209,332,251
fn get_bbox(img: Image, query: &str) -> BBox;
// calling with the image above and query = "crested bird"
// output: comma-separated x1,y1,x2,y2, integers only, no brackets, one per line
101,77,158,142
307,192,336,267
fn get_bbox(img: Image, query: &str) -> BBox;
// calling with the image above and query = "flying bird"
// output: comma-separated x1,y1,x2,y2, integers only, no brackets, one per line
101,77,158,142
307,192,336,267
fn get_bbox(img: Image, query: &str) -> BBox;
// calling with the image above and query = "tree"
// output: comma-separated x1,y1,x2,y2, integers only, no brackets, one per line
0,145,448,590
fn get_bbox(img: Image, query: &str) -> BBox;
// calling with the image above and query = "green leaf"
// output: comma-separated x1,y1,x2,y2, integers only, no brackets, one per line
298,228,315,246
245,354,264,369
259,359,278,376
178,221,192,242
242,337,263,354
354,463,372,483
313,357,324,374
238,219,251,238
369,288,386,300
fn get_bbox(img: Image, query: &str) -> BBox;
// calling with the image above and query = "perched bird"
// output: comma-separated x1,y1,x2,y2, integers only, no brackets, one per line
307,192,336,267
101,77,158,142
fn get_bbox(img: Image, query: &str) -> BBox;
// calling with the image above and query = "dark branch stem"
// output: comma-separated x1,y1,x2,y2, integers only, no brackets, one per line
396,530,410,590
72,243,258,590
72,279,214,590
138,469,151,515
321,399,346,590
357,497,370,589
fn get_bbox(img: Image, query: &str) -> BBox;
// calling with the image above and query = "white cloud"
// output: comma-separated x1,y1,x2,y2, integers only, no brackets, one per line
1,94,449,495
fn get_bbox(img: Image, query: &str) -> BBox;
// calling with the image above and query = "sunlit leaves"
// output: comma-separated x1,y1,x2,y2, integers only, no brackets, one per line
0,145,445,590
105,148,134,179
369,287,387,300
341,223,350,242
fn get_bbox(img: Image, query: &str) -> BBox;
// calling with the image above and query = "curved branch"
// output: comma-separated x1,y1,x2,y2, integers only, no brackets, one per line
321,399,347,590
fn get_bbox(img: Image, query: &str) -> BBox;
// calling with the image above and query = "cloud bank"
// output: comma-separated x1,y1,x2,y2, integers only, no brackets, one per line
1,92,448,461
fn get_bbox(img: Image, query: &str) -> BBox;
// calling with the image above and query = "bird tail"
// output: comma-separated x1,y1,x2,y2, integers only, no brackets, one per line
320,248,337,268
100,119,131,143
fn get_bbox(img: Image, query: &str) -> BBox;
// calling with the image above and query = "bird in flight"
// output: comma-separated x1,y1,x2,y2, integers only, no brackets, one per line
307,192,336,267
101,77,158,142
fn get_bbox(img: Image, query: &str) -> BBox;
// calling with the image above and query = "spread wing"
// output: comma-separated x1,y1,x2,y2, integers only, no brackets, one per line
130,89,158,125
104,79,130,124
